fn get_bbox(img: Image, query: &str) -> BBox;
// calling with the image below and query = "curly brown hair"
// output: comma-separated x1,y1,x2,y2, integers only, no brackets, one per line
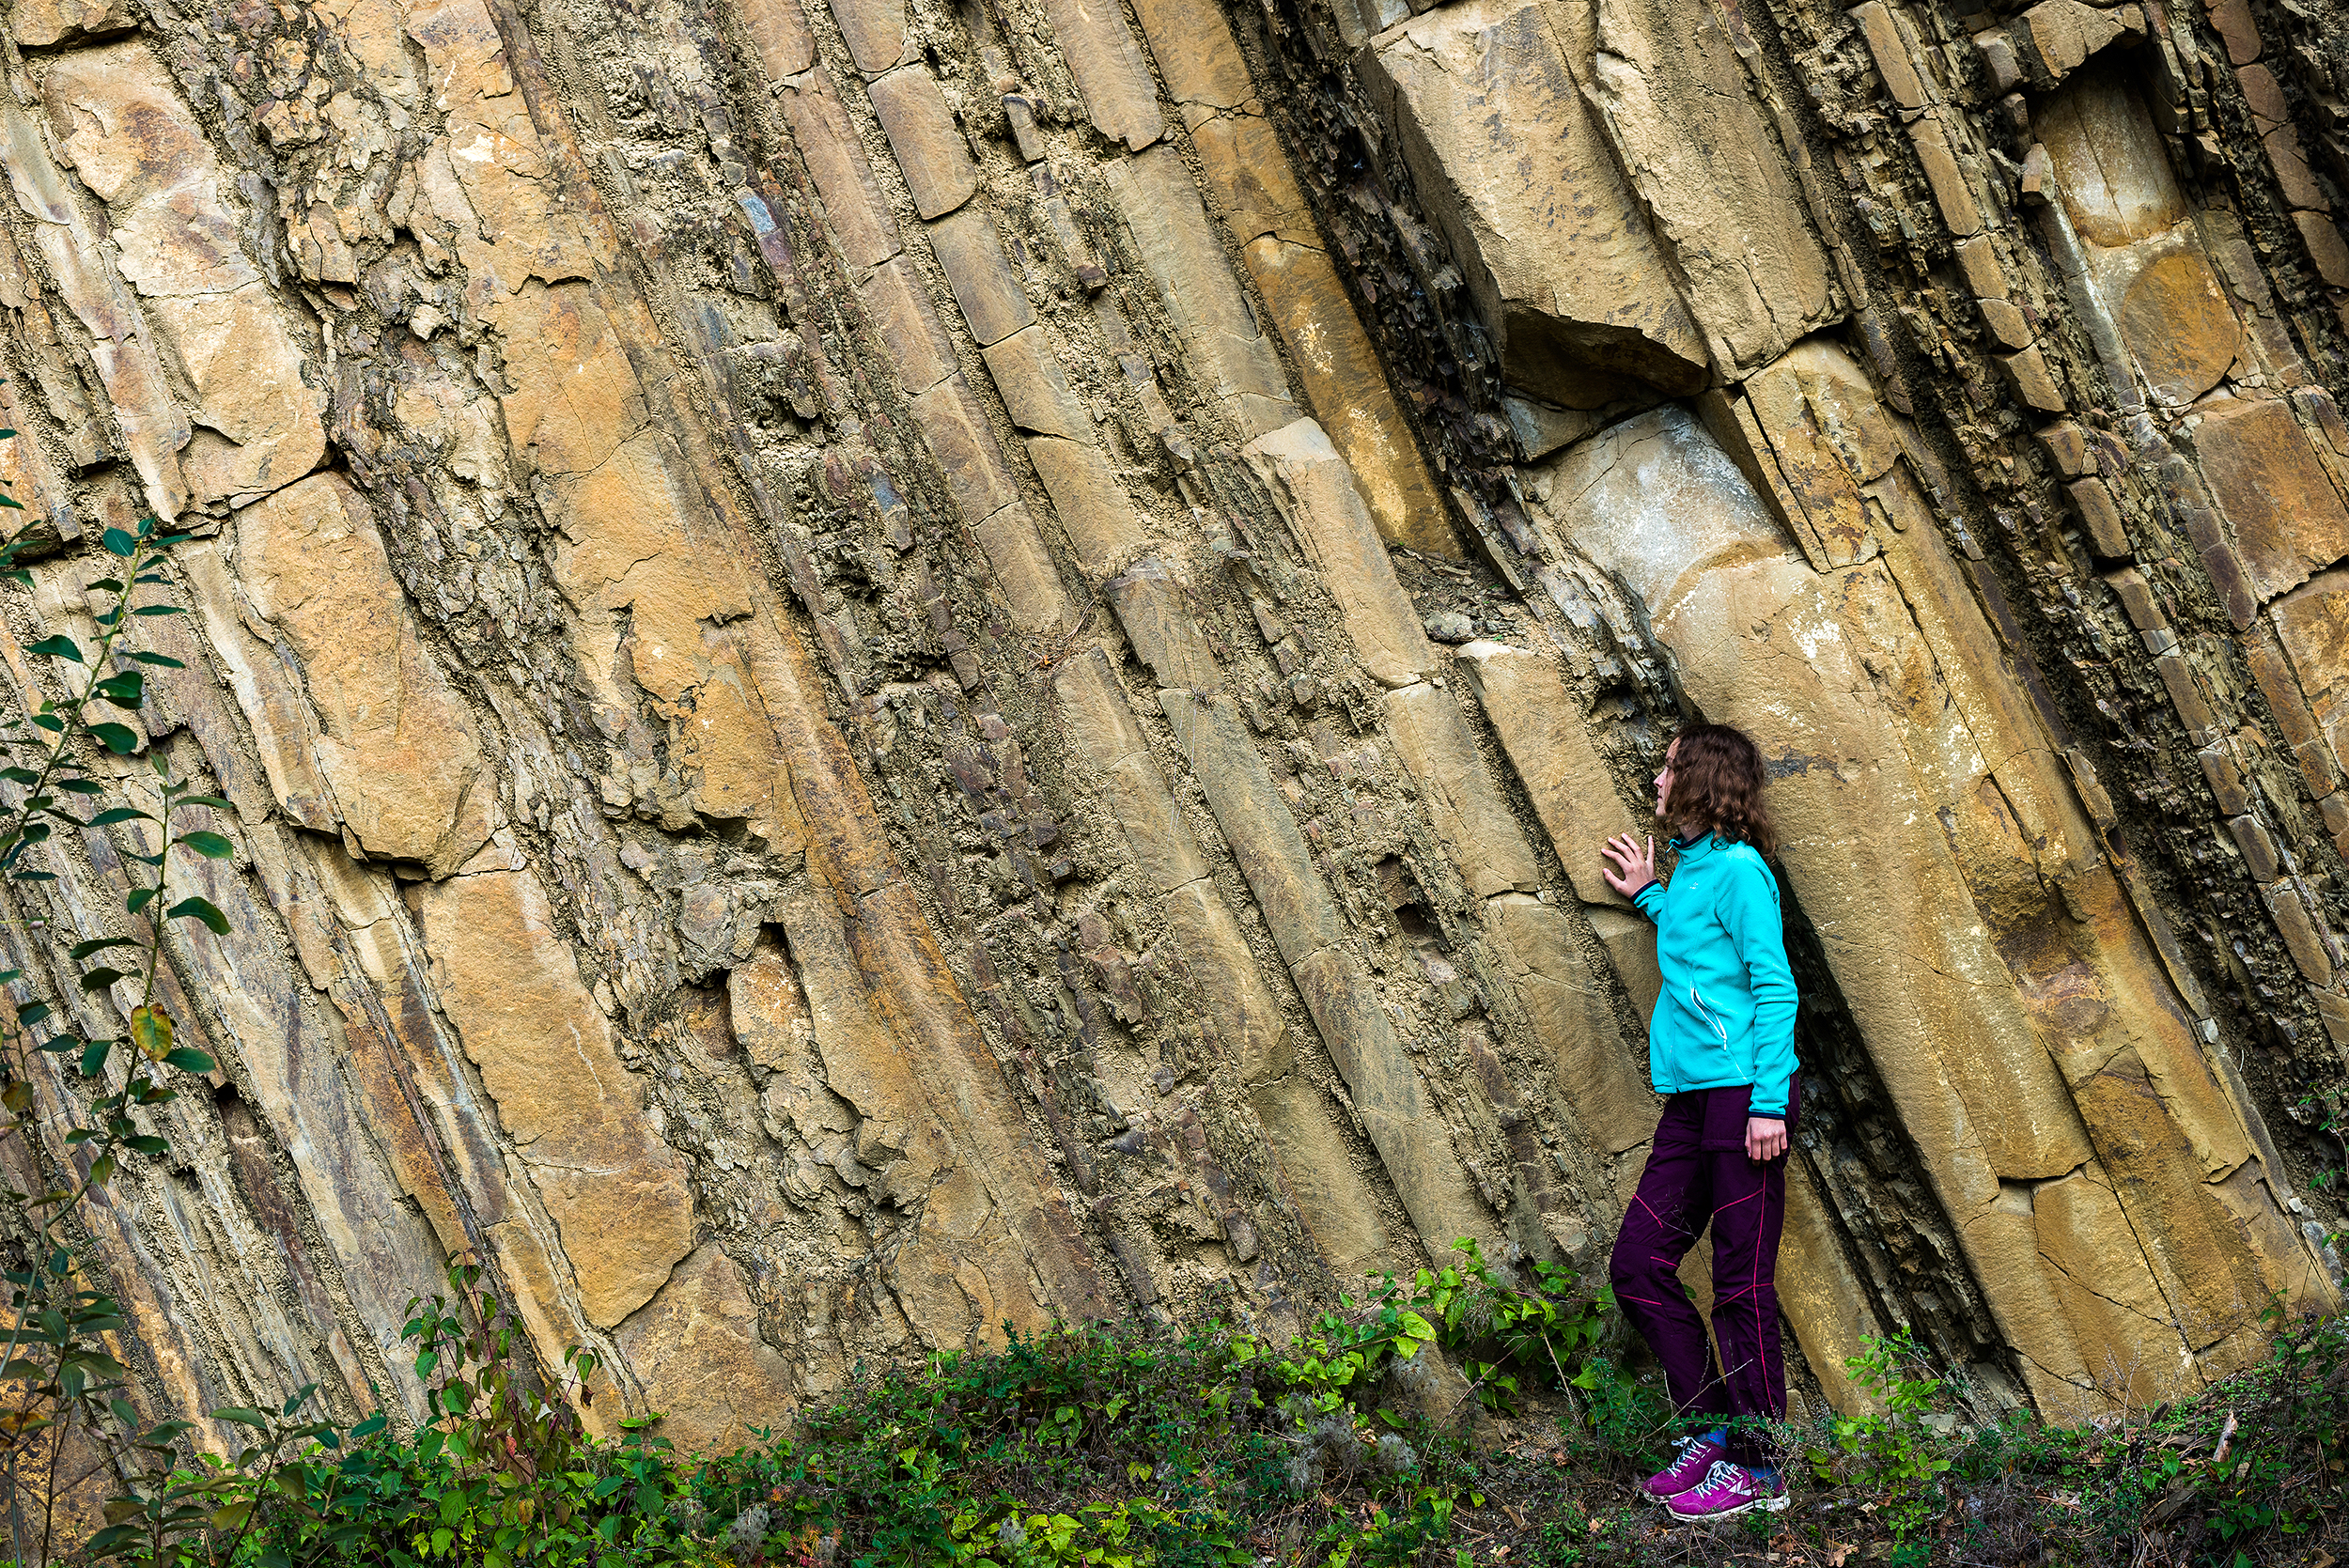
1666,722,1776,857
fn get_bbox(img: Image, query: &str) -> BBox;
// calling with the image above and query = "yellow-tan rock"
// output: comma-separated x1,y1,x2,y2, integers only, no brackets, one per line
1364,0,1706,406
418,865,696,1328
236,474,491,875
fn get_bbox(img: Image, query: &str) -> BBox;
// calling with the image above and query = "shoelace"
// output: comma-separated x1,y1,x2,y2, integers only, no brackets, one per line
1693,1460,1749,1495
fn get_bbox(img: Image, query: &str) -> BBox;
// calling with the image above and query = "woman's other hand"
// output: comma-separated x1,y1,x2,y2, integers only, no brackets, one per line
1745,1116,1788,1163
1601,832,1657,897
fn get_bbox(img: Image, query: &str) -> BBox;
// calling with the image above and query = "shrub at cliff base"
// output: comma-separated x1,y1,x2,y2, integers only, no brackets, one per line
25,1244,2349,1568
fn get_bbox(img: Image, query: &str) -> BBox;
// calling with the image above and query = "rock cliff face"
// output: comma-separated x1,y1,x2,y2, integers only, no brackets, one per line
2,0,2347,1482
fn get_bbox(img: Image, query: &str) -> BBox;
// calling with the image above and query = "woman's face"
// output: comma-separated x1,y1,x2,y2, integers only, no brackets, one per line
1655,737,1677,819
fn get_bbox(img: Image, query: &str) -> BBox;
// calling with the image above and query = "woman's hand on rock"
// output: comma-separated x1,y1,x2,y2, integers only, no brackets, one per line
1601,832,1657,897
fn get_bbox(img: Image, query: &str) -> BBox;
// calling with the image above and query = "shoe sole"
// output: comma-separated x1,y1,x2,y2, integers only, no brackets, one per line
1667,1493,1791,1522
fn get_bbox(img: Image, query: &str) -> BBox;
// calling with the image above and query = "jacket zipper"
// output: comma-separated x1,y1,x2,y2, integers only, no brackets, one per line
1688,984,1731,1045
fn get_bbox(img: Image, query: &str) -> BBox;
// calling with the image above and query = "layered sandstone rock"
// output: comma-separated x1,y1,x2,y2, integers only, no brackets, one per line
0,0,2344,1504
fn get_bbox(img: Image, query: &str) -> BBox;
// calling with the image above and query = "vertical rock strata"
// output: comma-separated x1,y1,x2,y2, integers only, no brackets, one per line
0,0,2343,1496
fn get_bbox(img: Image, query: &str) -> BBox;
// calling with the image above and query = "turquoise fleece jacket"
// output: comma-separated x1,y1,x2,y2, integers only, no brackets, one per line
1630,834,1799,1117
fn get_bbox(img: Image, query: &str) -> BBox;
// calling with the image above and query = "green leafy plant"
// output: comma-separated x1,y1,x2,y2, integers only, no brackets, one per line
1808,1329,1953,1549
1404,1239,1611,1415
0,512,251,1565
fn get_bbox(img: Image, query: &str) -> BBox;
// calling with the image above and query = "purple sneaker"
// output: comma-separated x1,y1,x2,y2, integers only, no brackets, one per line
1638,1435,1727,1501
1664,1460,1790,1521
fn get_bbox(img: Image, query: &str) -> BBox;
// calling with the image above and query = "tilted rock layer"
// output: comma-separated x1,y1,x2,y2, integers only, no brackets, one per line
3,0,2348,1506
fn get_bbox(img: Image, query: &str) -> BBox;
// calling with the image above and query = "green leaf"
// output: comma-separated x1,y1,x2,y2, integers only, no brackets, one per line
132,605,184,616
163,1047,213,1074
24,635,81,662
129,651,185,668
87,1153,115,1185
77,967,127,991
177,831,234,859
214,1405,272,1429
27,713,62,733
179,795,235,811
88,722,138,754
101,526,137,558
53,778,104,794
169,896,230,935
127,887,158,914
122,1135,166,1156
69,936,138,960
86,808,152,826
94,673,144,709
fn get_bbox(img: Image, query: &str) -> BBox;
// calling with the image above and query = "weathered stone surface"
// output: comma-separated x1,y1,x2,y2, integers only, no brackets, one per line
2292,211,2349,287
1455,639,1638,906
1107,560,1221,691
739,0,815,80
927,208,1034,345
861,256,958,395
1029,436,1149,576
45,47,326,506
418,866,695,1328
237,474,490,875
828,0,910,73
1242,420,1436,688
2117,245,2241,408
618,1244,797,1452
2036,71,2188,247
866,67,978,220
1365,0,1707,406
1128,0,1454,557
1851,2,1925,111
1104,147,1295,436
2191,396,2349,602
1240,238,1460,557
1383,682,1539,897
983,325,1091,441
1740,339,1900,570
972,504,1080,634
1484,894,1654,1154
1041,0,1165,150
910,375,1019,523
2271,570,2349,776
2067,477,2130,556
1158,689,1491,1249
784,70,899,268
9,0,132,44
2016,0,2144,81
1583,0,1841,373
1906,115,1983,238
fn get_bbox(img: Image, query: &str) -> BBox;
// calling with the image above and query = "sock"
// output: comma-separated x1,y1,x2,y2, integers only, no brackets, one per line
1701,1427,1728,1448
1746,1464,1779,1488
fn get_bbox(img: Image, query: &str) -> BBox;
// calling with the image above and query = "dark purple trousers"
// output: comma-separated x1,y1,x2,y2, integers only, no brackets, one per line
1608,1080,1796,1467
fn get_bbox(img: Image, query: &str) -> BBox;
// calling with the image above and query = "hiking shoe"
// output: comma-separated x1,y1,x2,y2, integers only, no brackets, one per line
1638,1435,1728,1501
1664,1460,1790,1521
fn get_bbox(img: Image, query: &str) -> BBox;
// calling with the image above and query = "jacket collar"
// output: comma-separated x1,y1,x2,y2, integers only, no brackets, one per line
1669,831,1732,861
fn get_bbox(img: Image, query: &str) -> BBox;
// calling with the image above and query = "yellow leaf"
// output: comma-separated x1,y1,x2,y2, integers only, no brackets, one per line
131,1004,173,1061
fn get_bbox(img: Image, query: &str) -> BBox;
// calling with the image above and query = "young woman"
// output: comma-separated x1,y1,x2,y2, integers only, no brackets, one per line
1598,722,1799,1521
